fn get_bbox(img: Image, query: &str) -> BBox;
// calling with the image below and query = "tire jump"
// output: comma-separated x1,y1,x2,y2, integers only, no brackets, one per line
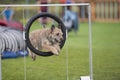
25,13,66,57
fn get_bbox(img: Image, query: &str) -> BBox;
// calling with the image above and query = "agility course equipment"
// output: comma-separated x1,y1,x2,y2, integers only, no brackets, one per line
25,12,66,56
0,26,27,58
0,3,93,80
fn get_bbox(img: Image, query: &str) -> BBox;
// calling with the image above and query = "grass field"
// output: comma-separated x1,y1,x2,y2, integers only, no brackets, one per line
1,22,120,80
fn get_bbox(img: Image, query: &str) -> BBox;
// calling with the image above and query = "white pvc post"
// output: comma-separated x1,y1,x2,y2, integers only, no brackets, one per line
0,55,2,80
88,5,93,80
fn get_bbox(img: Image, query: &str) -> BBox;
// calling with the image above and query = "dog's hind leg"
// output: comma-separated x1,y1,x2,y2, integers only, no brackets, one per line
28,48,36,61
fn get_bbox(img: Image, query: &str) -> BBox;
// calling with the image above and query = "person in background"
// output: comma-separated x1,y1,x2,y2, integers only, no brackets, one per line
63,0,79,34
36,0,51,24
1,6,14,22
66,0,73,4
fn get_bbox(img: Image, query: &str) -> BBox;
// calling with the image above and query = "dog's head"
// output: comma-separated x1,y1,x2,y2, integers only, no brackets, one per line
49,25,63,44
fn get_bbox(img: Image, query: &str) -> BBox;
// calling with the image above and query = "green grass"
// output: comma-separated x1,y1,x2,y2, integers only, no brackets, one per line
2,22,120,80
92,22,120,80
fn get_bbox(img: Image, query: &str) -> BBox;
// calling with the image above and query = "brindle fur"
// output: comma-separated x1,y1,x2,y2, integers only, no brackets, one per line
28,25,63,60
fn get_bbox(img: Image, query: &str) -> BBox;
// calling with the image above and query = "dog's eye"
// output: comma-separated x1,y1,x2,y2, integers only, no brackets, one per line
56,33,59,36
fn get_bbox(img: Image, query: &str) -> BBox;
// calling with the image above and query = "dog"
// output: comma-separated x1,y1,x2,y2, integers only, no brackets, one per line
28,25,63,60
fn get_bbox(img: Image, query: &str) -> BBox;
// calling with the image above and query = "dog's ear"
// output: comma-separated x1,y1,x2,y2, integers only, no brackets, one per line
51,24,55,32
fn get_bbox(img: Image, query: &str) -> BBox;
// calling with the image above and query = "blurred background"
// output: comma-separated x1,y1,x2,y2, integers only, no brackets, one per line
0,0,120,80
0,0,120,22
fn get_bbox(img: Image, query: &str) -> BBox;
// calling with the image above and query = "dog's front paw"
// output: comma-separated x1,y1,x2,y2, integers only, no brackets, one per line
51,48,59,56
57,48,60,53
54,45,60,53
